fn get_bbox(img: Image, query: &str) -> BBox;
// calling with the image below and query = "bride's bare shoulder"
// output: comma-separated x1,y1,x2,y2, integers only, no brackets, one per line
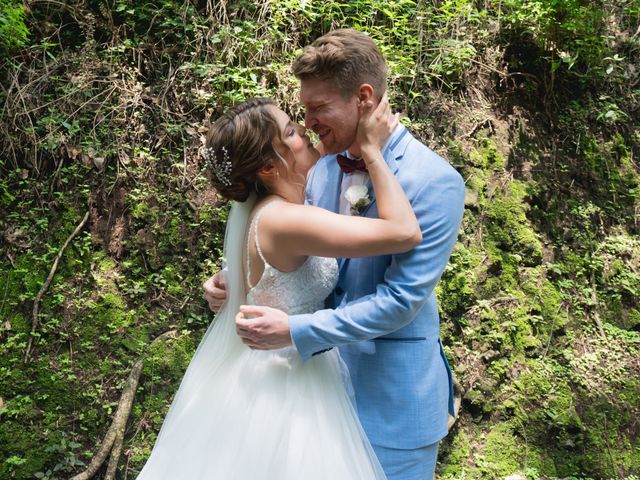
258,201,327,231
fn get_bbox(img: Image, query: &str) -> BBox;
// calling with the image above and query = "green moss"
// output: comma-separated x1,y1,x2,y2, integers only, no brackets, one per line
595,232,640,330
480,422,525,477
441,422,558,479
506,358,579,429
487,327,640,477
576,394,640,476
86,255,138,337
482,422,557,478
628,309,640,329
165,216,182,247
439,429,472,478
0,423,48,479
578,134,640,222
437,242,484,321
485,180,543,265
130,187,161,223
142,332,197,382
9,253,47,305
90,291,135,334
521,268,568,332
470,138,505,172
97,253,117,276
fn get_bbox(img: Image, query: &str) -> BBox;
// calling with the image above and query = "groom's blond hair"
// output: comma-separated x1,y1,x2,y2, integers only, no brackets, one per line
292,29,388,99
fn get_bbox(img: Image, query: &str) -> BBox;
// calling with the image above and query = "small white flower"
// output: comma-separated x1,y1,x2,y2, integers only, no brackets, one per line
344,184,371,215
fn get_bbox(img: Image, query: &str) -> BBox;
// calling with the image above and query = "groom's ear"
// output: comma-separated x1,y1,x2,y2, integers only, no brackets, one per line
356,84,375,106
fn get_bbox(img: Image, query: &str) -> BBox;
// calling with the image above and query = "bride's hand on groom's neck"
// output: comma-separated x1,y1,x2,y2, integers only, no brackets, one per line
356,92,398,158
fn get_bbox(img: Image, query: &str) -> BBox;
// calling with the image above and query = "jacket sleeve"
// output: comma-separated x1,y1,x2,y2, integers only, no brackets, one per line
290,167,466,361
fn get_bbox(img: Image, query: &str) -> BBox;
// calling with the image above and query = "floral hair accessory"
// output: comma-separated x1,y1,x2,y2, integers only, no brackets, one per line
203,146,233,187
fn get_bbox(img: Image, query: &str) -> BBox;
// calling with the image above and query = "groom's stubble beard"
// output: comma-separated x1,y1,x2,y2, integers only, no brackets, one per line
322,117,361,157
315,114,359,156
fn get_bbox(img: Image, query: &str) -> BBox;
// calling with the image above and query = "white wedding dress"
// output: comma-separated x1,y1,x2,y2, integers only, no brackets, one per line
137,196,386,479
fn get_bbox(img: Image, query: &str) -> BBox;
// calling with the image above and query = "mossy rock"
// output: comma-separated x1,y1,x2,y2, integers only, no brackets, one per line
0,423,48,479
440,422,557,479
485,180,543,265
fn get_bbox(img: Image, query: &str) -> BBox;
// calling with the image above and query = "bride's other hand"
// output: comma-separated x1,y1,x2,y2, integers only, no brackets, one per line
356,92,399,154
203,270,227,312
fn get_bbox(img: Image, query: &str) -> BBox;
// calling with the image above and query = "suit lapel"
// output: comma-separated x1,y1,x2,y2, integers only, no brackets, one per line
306,155,343,213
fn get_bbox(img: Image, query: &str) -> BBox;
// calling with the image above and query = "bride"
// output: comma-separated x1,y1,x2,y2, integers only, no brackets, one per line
136,94,420,479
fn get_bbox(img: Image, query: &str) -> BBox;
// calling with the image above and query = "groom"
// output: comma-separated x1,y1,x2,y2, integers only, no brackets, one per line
204,29,465,480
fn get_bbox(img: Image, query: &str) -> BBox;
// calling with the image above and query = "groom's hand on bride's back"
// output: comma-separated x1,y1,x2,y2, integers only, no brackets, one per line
203,271,227,313
235,305,292,350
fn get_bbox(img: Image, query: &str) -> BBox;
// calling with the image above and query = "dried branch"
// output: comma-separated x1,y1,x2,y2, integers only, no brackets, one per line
25,209,91,362
70,330,178,480
104,429,124,480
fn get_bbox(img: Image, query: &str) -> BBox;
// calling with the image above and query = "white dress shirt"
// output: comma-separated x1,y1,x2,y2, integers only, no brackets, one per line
338,153,369,215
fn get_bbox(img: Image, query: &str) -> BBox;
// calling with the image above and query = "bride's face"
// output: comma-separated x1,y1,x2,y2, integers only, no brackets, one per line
269,106,320,180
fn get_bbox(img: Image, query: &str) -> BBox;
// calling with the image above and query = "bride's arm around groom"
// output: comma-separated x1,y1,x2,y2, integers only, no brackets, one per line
292,141,464,357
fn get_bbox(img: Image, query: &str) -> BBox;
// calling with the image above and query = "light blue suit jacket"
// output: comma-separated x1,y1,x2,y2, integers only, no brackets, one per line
290,125,465,449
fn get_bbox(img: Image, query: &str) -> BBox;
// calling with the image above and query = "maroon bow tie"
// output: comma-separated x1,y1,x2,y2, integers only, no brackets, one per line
336,154,368,174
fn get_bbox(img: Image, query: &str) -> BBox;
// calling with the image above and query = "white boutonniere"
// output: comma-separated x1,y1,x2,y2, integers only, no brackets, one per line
344,184,371,216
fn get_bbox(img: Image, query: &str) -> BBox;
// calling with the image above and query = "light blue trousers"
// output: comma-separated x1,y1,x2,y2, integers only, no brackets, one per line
372,442,440,480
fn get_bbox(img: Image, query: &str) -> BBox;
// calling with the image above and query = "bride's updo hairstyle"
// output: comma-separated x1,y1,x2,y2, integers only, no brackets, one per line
205,98,282,202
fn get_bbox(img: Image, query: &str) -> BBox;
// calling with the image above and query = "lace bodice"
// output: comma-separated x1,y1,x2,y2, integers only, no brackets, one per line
245,201,338,315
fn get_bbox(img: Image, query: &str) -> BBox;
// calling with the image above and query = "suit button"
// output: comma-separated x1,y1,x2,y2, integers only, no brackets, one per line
335,286,344,295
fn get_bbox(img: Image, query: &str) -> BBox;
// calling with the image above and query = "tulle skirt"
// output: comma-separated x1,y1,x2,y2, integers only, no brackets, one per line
136,334,386,479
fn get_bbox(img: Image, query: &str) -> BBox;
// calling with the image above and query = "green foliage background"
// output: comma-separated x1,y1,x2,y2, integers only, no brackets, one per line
0,0,639,478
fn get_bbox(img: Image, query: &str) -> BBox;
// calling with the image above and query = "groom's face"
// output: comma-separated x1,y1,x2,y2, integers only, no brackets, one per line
299,78,360,155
